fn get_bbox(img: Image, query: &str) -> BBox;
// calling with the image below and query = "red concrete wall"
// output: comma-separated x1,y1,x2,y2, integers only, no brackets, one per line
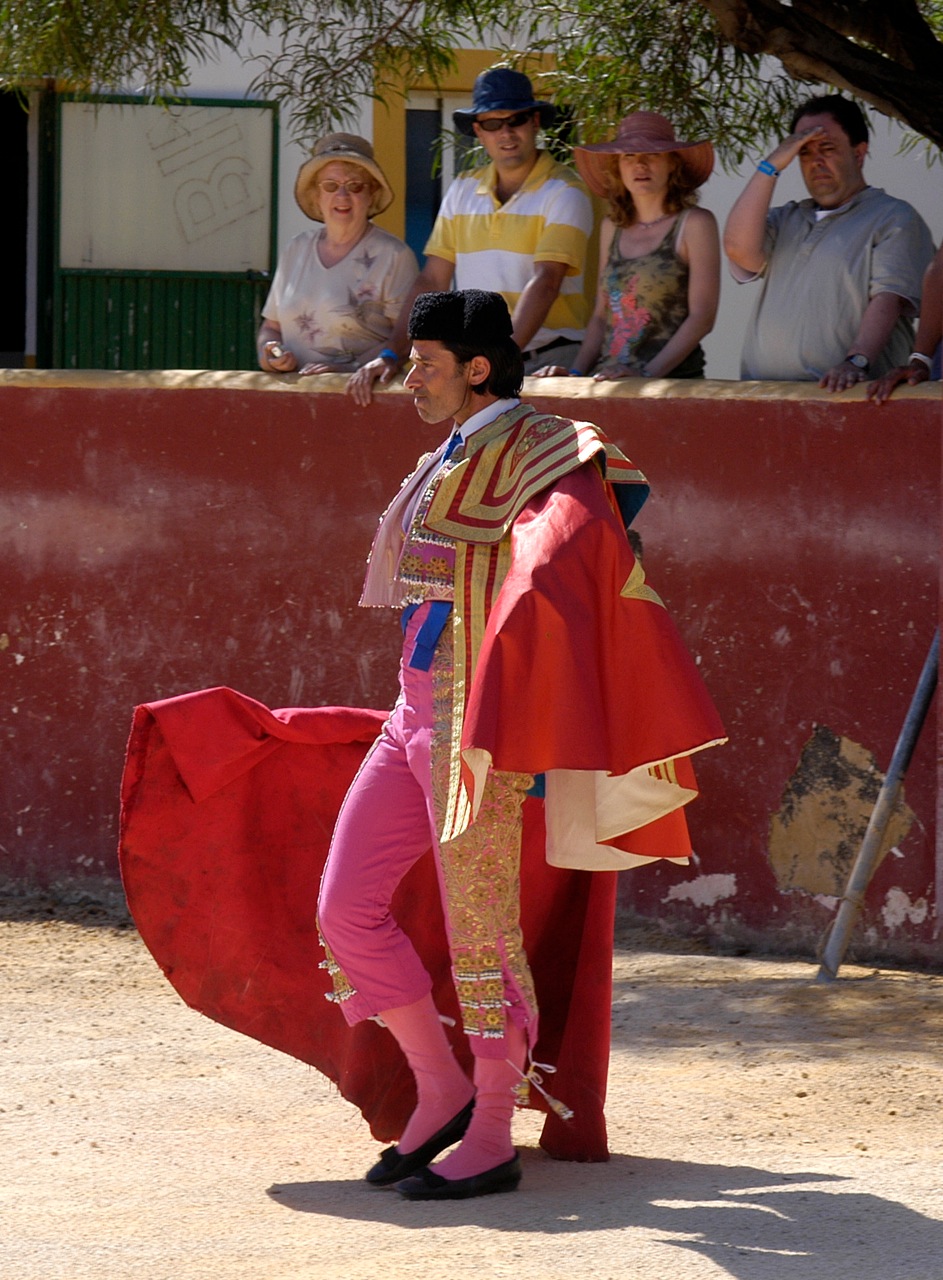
529,381,941,960
1,371,939,959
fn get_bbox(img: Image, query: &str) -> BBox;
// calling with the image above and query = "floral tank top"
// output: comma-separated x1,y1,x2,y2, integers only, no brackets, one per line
599,212,705,377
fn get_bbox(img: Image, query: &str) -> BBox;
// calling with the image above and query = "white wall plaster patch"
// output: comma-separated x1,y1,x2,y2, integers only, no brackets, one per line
882,887,929,930
814,895,839,910
664,873,737,908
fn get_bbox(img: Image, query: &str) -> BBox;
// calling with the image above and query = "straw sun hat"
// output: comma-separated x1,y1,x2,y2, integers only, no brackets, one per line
294,133,394,222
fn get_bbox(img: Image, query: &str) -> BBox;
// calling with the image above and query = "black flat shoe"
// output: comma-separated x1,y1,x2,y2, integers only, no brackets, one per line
395,1154,521,1201
365,1097,475,1187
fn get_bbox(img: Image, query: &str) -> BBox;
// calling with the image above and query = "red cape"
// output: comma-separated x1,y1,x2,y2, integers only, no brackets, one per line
119,687,617,1161
460,465,726,862
466,466,723,775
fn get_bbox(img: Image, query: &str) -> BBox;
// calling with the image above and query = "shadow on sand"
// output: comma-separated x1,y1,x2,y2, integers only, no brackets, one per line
268,1151,942,1280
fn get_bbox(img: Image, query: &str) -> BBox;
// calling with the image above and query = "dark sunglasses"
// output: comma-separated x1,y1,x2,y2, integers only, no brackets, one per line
475,110,536,132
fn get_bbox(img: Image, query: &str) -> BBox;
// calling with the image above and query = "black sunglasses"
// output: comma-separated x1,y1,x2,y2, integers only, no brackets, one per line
475,110,536,132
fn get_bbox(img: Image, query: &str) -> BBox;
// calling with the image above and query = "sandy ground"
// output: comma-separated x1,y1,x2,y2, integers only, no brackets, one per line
3,899,943,1280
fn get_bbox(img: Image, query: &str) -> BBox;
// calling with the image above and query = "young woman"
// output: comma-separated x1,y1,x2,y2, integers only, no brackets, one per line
535,112,719,380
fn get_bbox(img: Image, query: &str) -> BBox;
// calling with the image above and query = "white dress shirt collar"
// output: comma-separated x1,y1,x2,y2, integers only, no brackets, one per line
454,397,520,445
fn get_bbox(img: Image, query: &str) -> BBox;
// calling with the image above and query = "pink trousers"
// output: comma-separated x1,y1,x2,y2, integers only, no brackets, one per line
317,604,537,1059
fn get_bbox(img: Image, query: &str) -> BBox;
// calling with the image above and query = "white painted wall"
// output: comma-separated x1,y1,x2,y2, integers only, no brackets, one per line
173,34,333,269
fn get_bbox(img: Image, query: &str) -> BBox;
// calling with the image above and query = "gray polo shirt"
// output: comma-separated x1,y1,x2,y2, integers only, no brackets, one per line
739,186,935,380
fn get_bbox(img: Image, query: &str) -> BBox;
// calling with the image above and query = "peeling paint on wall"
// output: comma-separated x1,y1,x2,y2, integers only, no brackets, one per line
768,724,914,898
882,887,929,930
663,873,737,908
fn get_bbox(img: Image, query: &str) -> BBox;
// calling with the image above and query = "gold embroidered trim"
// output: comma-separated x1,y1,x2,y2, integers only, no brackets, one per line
318,935,358,1004
621,555,665,608
425,407,648,544
454,953,509,1039
440,537,512,843
432,755,538,1042
649,757,679,785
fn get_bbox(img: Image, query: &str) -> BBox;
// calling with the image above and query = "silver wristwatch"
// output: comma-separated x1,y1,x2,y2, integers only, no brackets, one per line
845,353,870,372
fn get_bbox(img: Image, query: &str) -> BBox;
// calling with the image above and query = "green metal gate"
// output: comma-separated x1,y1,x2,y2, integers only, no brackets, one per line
55,270,269,370
49,94,277,371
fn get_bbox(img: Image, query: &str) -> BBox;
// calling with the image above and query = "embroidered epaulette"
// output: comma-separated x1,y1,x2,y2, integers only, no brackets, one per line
423,405,648,544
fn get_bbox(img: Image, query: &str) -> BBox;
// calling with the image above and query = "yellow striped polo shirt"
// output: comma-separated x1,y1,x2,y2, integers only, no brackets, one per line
424,151,593,349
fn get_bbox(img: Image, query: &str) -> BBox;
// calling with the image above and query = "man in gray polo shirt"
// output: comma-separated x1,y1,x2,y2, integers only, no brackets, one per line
724,95,934,390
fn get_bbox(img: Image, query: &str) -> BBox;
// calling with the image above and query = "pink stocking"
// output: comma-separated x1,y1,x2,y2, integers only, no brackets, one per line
381,993,475,1155
430,1019,527,1181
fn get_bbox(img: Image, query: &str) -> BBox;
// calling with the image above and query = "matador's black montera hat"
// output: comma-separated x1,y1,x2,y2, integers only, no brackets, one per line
407,290,513,346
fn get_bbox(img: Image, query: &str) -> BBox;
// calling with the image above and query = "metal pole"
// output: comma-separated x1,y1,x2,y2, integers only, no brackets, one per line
816,628,939,983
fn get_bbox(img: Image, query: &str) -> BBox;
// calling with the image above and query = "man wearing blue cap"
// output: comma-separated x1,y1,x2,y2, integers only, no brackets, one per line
348,69,593,404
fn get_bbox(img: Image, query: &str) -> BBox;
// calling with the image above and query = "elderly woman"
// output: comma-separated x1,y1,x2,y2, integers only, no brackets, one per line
258,134,418,376
534,112,719,380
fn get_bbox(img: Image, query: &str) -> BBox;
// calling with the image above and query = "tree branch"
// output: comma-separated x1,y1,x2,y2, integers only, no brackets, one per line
791,0,943,75
697,0,943,147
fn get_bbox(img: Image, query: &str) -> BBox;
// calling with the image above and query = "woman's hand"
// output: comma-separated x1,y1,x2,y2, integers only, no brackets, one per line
593,362,644,381
530,364,573,378
260,341,298,373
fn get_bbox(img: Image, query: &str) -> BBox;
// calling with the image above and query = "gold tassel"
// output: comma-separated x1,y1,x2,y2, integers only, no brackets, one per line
508,1056,574,1121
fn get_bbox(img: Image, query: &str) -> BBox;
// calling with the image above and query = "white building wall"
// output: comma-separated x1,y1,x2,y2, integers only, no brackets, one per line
183,38,347,261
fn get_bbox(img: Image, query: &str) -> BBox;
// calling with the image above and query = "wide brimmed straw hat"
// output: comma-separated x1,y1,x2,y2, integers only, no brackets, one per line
574,112,714,197
294,133,394,221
